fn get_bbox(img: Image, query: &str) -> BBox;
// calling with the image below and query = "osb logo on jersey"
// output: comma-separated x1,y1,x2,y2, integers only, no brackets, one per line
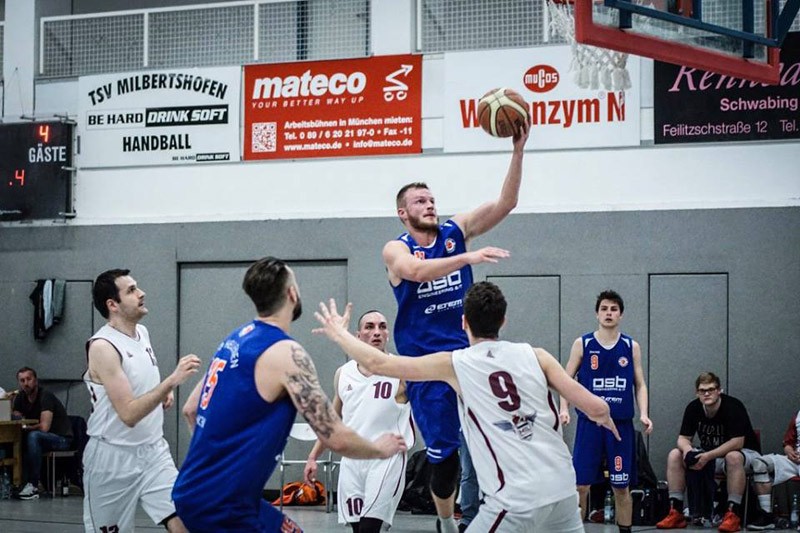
614,455,623,471
590,354,599,370
414,250,425,259
239,323,255,337
618,356,629,367
444,238,456,253
524,65,560,93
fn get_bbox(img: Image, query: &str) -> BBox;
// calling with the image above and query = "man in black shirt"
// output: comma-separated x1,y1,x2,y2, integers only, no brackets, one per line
12,366,73,500
655,372,767,532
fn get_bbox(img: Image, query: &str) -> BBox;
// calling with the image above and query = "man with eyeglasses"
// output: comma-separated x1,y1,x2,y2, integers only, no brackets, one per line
656,372,768,532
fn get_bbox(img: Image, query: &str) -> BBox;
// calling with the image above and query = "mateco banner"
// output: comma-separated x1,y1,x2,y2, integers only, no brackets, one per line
243,54,422,160
77,67,241,167
443,47,641,152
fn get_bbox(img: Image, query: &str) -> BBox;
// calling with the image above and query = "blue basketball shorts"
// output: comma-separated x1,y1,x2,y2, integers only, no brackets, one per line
573,417,637,488
406,380,460,464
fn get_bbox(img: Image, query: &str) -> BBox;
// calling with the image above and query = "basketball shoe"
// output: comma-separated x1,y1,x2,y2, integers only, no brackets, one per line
718,509,742,532
656,508,688,529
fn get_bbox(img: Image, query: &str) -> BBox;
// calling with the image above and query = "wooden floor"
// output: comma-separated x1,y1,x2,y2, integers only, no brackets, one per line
1,495,796,532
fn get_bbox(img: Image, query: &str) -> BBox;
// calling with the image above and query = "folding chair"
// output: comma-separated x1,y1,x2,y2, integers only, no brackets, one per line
277,423,336,513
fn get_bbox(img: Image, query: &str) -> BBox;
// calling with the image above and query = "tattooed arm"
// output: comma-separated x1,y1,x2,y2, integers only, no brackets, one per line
255,339,406,459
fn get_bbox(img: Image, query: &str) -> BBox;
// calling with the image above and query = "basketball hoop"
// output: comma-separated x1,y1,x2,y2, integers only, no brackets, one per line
544,0,632,91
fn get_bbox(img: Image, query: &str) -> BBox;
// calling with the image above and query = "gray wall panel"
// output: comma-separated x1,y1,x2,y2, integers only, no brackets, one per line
648,274,728,476
0,207,797,482
487,275,560,354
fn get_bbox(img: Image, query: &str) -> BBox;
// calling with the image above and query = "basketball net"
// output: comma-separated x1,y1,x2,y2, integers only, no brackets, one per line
544,0,632,91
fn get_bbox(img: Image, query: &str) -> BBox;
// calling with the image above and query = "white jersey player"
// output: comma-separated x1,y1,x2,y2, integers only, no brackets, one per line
84,269,200,533
315,282,620,532
305,311,414,533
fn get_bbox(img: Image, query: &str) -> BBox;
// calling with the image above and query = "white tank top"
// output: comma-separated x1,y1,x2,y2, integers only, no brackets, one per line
338,359,414,446
84,324,164,446
452,340,576,511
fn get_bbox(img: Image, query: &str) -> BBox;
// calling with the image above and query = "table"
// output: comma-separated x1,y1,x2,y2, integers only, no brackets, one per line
0,419,39,486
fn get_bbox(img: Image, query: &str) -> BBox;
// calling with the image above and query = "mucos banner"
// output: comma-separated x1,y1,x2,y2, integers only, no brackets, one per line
77,67,241,167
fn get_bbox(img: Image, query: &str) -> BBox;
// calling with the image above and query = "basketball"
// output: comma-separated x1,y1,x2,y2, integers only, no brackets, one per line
478,88,529,138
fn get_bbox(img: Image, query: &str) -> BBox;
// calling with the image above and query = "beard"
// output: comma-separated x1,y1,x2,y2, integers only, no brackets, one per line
292,297,303,321
407,212,439,231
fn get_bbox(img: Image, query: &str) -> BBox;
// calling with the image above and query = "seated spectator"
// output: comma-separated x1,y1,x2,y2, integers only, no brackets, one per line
656,372,769,532
747,408,800,530
11,367,73,500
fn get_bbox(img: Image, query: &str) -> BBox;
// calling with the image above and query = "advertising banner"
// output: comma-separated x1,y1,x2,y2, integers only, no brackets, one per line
77,67,241,167
654,32,800,144
243,54,422,160
443,47,641,152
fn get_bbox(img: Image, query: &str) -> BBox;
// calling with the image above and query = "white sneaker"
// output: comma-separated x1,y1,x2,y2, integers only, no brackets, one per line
18,482,39,500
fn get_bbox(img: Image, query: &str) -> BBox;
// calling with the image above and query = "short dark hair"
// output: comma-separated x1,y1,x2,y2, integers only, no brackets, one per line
395,182,429,209
595,289,624,314
695,372,721,390
464,281,506,339
242,257,292,317
16,367,37,379
357,309,385,329
93,269,131,319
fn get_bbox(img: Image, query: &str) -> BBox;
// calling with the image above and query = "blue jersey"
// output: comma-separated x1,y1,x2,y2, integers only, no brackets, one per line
173,321,296,530
392,219,473,356
576,332,635,420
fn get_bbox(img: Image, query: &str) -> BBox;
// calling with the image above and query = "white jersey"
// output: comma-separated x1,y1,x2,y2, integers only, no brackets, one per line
452,340,576,512
338,359,414,445
84,324,163,446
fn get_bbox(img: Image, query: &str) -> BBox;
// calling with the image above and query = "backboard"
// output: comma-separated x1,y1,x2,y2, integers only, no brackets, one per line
572,0,800,84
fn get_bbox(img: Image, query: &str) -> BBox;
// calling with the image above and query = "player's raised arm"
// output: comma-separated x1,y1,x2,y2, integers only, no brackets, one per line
536,347,619,441
452,121,530,240
314,300,459,391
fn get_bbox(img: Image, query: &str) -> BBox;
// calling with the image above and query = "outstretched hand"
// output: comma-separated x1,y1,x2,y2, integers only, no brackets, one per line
512,114,531,152
373,433,408,458
313,299,352,341
466,246,510,265
592,413,621,442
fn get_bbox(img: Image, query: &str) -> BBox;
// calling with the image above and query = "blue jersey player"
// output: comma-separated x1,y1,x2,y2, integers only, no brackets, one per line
560,290,653,533
383,120,529,533
173,257,406,532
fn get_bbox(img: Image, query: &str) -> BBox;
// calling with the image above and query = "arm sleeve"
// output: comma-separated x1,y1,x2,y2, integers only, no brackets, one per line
724,398,749,439
679,401,697,437
39,391,57,413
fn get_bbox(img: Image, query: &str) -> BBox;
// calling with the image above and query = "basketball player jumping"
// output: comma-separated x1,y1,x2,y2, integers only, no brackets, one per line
304,310,414,533
173,258,406,532
315,282,619,532
559,290,653,533
384,121,529,533
84,269,202,533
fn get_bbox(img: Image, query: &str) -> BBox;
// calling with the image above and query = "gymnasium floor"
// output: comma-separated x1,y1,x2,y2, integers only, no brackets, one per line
0,495,628,532
1,496,797,532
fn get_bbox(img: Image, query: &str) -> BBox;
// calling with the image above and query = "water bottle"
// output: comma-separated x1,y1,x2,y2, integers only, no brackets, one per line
790,493,799,528
61,475,69,497
1,468,10,500
604,489,615,524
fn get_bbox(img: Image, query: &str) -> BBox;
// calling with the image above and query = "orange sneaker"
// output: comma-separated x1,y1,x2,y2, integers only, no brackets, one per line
717,510,741,532
656,508,688,529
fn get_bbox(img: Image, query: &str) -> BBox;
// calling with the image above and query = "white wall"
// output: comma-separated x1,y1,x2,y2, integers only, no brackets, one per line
13,1,800,225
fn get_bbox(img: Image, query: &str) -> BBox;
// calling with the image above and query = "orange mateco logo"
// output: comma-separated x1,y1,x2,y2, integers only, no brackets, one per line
615,455,623,471
590,354,599,370
200,358,227,409
524,65,560,93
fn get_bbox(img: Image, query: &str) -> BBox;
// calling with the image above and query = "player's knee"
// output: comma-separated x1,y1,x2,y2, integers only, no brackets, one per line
430,453,459,499
725,451,744,467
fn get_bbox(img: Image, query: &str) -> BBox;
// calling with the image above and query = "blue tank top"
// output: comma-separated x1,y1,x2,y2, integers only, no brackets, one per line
392,220,472,356
576,332,635,420
172,320,296,526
